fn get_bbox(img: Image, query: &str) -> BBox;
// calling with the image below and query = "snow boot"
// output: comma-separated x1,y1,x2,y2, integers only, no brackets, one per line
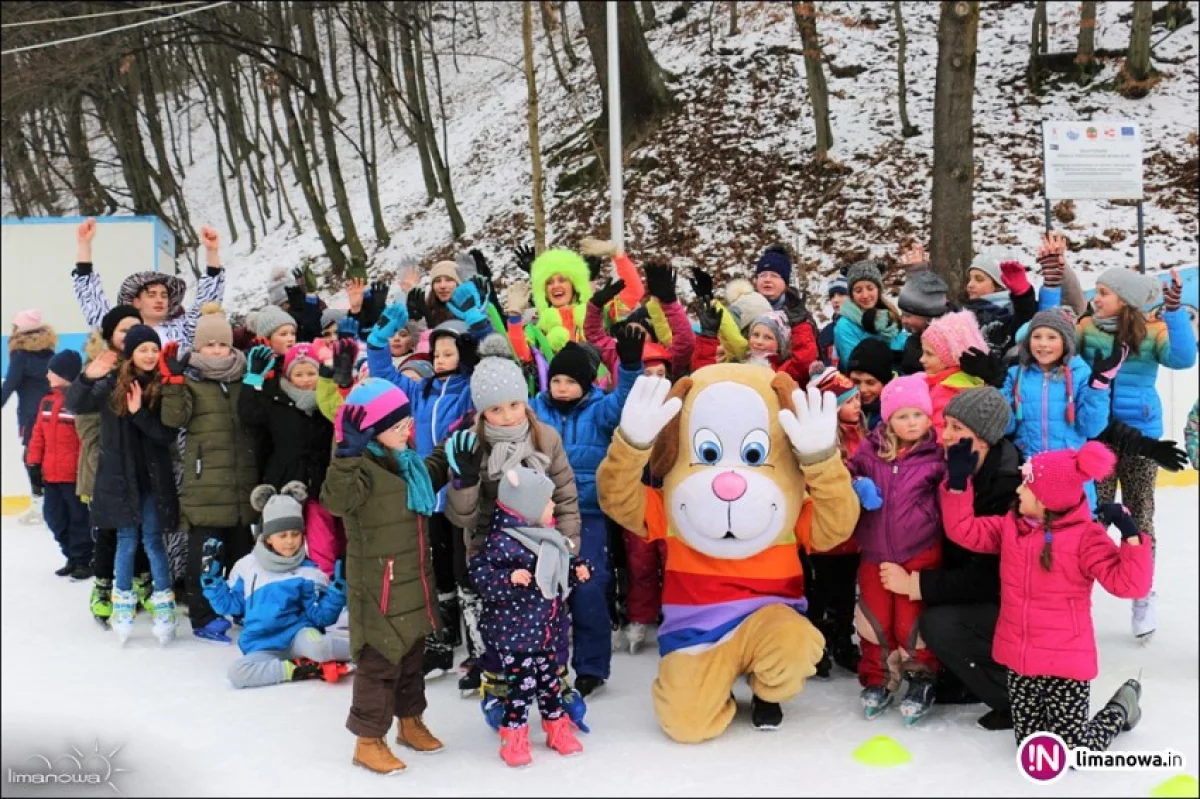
751,696,784,731
193,618,233,644
458,658,482,697
1131,593,1156,643
574,675,605,698
132,574,153,614
91,578,113,627
111,588,137,645
395,716,444,753
352,737,406,775
814,647,832,679
976,707,1014,731
499,725,532,768
149,590,177,645
542,715,583,755
899,671,936,726
1106,679,1142,732
626,622,648,655
861,685,893,719
18,496,43,526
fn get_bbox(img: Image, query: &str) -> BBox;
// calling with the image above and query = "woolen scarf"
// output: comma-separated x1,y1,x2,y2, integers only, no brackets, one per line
484,418,551,480
253,537,306,573
838,302,901,340
504,525,574,600
1093,315,1120,335
187,349,247,383
280,377,318,416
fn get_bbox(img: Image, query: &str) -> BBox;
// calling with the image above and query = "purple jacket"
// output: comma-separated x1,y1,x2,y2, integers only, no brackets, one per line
469,506,582,653
848,427,946,564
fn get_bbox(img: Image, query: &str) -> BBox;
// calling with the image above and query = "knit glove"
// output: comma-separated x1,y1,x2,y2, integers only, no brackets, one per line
469,248,493,280
367,302,408,349
1138,437,1189,472
199,538,224,589
448,280,489,330
999,260,1032,296
1163,270,1182,312
328,559,347,596
336,405,376,458
1096,503,1140,541
697,301,724,337
644,263,677,304
406,287,429,324
1089,344,1129,389
689,267,714,305
852,477,883,511
446,430,482,487
158,341,188,386
332,337,358,389
782,288,810,327
590,279,626,310
243,345,276,389
946,438,978,491
337,316,361,340
615,324,645,370
959,347,1005,388
505,281,532,318
513,244,536,275
585,255,605,282
285,268,307,309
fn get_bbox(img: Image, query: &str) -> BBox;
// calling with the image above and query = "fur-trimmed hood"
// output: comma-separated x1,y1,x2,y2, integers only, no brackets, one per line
530,249,593,352
7,326,57,354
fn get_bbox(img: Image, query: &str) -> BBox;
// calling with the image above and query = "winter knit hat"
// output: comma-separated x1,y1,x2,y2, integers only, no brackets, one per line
121,324,161,359
1021,442,1116,513
749,311,791,354
725,279,773,332
843,338,895,386
827,277,849,298
1021,308,1077,365
944,387,1010,446
809,362,858,406
341,378,412,437
898,270,950,318
549,343,597,390
880,373,933,423
320,307,347,331
1096,267,1162,310
266,266,292,306
101,305,142,344
252,305,295,340
48,349,83,383
471,335,528,411
429,260,461,285
283,342,321,377
12,308,43,332
923,310,988,369
193,303,232,349
969,247,1017,291
400,359,435,381
844,260,884,293
250,481,308,537
755,245,793,284
498,467,556,526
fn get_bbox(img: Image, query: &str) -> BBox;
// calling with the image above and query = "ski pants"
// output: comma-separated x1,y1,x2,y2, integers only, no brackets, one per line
569,514,611,680
856,544,941,689
187,525,252,629
919,602,1008,712
499,650,564,728
228,627,352,689
346,640,427,739
1008,670,1124,751
43,482,92,566
624,529,666,625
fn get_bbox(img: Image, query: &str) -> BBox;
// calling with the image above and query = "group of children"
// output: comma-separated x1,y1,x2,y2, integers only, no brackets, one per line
3,217,1198,772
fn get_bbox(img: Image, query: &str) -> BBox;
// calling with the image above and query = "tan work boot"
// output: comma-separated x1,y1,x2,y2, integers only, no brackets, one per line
352,737,407,775
395,716,445,753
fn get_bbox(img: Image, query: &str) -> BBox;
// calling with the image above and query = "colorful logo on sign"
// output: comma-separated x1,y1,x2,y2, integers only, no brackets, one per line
1104,128,1117,139
1121,126,1136,137
1086,127,1098,139
1066,129,1080,141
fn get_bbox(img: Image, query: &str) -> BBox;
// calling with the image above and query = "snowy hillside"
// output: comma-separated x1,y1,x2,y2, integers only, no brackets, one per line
4,1,1198,320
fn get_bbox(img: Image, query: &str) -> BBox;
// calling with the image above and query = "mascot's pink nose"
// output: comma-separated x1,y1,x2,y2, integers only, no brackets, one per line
712,471,747,503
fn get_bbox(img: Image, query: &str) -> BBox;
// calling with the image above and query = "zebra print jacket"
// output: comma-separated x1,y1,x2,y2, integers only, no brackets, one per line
72,267,226,349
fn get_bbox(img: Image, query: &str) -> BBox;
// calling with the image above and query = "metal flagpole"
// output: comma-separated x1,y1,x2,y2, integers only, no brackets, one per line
607,1,624,252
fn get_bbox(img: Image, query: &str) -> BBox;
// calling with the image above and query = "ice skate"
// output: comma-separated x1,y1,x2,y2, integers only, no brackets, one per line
899,671,936,726
111,588,136,645
1107,678,1143,732
861,685,893,719
18,497,43,526
1132,593,1156,644
626,622,648,655
91,578,113,628
150,590,177,645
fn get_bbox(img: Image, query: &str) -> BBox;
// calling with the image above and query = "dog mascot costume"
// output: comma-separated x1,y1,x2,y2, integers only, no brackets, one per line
597,365,859,742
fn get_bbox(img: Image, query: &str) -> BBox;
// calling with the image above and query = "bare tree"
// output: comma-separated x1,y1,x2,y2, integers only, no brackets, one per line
558,0,579,68
1075,1,1098,84
1027,0,1048,93
729,1,739,35
1121,0,1154,95
523,1,547,251
893,1,919,137
792,1,833,158
641,1,658,30
930,0,980,300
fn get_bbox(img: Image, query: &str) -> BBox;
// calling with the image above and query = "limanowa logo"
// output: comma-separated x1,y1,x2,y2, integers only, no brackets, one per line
1018,732,1186,785
6,740,129,794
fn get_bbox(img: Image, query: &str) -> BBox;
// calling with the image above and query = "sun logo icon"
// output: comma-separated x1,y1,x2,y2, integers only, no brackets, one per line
21,739,130,794
78,739,130,794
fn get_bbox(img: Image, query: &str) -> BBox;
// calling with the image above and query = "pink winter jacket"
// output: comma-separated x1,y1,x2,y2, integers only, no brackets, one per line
584,298,695,381
940,482,1152,681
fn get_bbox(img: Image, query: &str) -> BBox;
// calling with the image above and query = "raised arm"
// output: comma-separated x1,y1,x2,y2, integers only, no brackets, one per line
938,481,1005,555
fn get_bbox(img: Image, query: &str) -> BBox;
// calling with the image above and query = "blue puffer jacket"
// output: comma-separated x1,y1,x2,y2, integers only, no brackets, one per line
203,551,345,655
1002,356,1111,457
531,363,639,515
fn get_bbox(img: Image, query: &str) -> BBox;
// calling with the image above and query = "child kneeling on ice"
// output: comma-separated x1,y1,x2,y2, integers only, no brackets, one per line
940,441,1151,750
470,467,591,767
201,481,352,688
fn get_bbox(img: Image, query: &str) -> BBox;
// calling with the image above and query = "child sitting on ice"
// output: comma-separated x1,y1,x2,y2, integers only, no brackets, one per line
470,467,591,768
201,481,351,689
940,441,1150,751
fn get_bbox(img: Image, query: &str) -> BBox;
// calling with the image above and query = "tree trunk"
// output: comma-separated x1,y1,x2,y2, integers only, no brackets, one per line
1075,1,1098,84
325,6,345,103
413,4,466,238
351,6,390,247
398,0,440,201
641,0,658,30
1027,0,1047,92
729,1,739,35
472,1,482,37
930,0,980,301
523,1,548,252
793,1,833,158
577,0,673,145
64,90,105,215
558,1,579,68
1124,1,1153,83
893,1,919,137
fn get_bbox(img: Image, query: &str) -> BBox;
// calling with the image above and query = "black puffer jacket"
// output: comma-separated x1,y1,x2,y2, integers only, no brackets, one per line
65,373,179,532
238,379,333,496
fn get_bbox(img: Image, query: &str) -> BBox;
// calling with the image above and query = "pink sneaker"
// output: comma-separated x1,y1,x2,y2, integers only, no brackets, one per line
499,725,532,767
542,715,583,756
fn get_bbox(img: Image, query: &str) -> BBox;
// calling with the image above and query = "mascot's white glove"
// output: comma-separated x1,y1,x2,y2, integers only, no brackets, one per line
779,386,839,465
619,375,682,449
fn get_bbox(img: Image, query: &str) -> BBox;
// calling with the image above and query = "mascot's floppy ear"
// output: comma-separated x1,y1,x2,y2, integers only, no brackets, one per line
649,376,694,479
770,371,799,414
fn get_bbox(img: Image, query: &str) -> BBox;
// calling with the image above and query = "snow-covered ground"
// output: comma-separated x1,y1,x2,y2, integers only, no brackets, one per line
1,487,1196,797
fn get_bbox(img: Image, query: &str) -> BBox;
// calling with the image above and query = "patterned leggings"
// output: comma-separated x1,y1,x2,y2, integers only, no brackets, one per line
1096,452,1158,559
500,651,563,729
1007,670,1125,751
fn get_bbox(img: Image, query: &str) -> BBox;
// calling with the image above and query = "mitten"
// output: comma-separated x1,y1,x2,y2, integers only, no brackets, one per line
367,302,408,349
244,345,276,389
1096,503,1140,541
852,477,883,510
946,438,978,491
448,281,489,329
999,260,1032,295
158,341,188,385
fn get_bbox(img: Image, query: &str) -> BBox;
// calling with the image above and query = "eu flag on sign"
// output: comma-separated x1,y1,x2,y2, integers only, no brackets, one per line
1121,126,1136,137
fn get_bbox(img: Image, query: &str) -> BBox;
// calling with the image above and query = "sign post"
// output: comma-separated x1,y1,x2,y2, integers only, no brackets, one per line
1042,120,1146,272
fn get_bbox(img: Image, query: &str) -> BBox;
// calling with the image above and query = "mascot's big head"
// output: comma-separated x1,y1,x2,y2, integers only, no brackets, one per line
650,363,804,560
